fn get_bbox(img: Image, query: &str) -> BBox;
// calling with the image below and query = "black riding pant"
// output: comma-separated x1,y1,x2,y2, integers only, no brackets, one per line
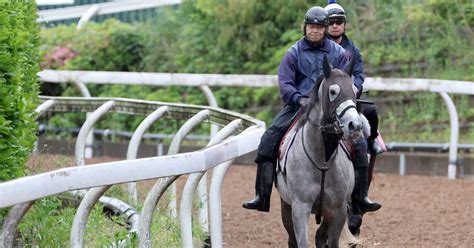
359,103,379,140
255,104,300,163
352,136,369,169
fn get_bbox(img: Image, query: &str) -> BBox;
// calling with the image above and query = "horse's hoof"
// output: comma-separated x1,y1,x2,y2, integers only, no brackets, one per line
348,214,362,235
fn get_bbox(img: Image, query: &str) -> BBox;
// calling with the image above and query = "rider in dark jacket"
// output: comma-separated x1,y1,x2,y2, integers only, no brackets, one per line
325,1,384,155
325,0,382,229
242,6,352,212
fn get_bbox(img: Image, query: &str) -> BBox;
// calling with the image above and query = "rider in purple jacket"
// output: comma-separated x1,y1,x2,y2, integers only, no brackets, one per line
243,6,354,212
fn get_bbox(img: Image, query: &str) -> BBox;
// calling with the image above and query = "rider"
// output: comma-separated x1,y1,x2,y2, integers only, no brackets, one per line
325,1,384,155
324,0,382,220
243,6,354,212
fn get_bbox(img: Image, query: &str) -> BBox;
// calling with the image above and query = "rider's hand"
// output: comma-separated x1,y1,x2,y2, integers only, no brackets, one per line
298,96,309,106
352,85,363,99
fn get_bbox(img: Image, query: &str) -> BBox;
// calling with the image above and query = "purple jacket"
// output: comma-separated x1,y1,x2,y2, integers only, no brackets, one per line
278,37,351,105
339,34,365,90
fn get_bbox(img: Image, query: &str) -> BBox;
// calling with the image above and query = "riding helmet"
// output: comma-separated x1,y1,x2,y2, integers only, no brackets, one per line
325,3,346,20
304,6,329,26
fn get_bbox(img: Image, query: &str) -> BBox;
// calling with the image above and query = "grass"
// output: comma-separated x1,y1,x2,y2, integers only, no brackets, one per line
7,155,207,247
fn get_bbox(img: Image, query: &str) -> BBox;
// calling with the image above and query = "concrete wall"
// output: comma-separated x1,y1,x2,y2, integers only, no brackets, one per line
37,138,474,178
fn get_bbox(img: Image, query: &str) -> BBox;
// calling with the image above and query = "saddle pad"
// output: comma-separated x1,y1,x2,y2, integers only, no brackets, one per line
277,127,299,173
277,114,302,173
375,132,387,153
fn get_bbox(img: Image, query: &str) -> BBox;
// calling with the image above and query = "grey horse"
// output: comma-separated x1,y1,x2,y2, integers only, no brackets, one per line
276,57,361,248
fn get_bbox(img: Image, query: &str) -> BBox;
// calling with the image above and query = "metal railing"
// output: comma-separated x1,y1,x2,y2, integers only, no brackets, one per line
37,0,182,23
0,96,265,248
38,69,474,179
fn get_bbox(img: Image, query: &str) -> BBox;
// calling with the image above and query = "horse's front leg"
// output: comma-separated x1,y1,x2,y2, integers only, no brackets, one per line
291,201,312,248
281,200,297,248
315,218,329,248
327,205,347,248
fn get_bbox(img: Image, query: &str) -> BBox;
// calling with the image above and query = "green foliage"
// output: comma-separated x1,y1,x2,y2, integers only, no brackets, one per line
18,196,129,247
17,193,205,247
0,1,40,182
143,0,309,74
341,0,474,80
39,0,474,140
41,19,145,71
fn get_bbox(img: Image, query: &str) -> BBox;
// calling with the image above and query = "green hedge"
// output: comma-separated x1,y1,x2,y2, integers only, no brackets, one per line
0,1,40,182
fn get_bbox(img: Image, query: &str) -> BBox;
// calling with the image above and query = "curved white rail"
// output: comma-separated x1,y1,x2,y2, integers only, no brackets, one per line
1,96,264,248
38,70,473,179
0,126,262,208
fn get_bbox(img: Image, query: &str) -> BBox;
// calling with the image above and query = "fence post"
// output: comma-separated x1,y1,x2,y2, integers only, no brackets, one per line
399,153,406,176
439,92,459,179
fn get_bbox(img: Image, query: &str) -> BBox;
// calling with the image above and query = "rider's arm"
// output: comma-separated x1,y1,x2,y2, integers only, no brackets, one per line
278,51,301,105
352,46,365,91
331,42,351,73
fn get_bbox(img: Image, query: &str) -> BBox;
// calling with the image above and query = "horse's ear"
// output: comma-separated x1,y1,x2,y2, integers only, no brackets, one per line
323,55,331,78
344,58,355,77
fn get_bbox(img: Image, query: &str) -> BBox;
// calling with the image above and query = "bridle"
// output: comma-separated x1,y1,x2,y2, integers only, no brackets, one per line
302,99,357,170
300,96,357,225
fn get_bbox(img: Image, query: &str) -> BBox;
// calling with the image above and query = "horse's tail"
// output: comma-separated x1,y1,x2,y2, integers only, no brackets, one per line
340,220,361,247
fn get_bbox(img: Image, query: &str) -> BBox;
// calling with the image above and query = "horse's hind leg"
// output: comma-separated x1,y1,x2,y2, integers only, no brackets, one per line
315,218,329,248
281,200,297,248
327,206,347,248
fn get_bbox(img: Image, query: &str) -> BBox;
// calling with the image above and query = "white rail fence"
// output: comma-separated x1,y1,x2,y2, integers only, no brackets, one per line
0,97,265,248
37,0,182,24
38,70,474,179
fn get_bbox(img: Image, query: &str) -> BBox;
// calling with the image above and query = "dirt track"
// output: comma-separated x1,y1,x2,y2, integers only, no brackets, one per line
221,165,474,247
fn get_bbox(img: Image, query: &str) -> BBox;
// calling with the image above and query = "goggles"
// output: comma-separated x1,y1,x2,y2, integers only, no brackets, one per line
329,19,345,26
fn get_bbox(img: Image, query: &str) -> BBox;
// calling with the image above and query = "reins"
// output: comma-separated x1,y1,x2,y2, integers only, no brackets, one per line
301,113,344,224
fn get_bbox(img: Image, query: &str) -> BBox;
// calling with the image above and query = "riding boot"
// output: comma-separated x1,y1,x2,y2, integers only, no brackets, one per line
242,161,275,212
354,166,381,214
242,161,262,209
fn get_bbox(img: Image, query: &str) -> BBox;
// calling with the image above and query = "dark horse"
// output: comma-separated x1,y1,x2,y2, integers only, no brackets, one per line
276,57,360,247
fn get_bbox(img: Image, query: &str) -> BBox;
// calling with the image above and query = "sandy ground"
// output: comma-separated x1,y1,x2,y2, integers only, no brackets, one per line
221,165,474,247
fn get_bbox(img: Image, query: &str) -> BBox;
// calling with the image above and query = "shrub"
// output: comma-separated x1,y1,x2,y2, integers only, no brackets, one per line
0,1,40,182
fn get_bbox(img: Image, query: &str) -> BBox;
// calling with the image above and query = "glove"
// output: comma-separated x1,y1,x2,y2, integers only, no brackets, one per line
298,96,310,106
357,85,363,99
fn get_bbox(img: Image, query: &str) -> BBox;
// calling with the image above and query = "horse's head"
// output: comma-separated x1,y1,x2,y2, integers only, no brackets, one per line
303,56,363,140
